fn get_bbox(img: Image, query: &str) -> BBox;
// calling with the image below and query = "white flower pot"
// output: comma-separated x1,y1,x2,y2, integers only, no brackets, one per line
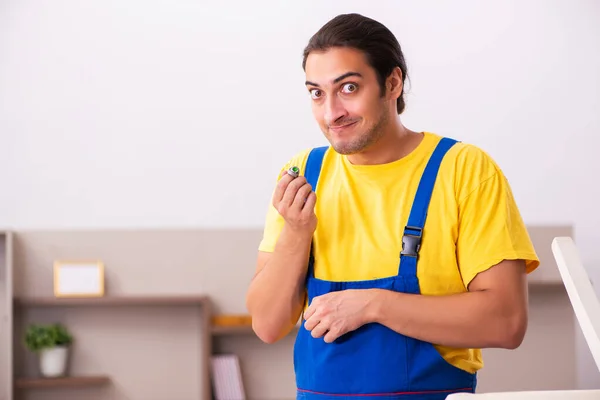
39,346,69,378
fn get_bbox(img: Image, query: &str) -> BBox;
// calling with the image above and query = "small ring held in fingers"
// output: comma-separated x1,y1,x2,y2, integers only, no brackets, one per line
287,166,300,178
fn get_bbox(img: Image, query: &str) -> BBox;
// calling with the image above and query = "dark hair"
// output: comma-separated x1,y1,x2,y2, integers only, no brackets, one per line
302,13,409,114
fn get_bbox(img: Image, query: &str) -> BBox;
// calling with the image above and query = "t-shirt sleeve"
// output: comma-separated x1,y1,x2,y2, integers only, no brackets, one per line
455,146,540,288
258,149,311,253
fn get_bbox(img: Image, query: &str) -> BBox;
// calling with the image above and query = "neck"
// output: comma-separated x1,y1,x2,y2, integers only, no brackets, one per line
346,119,423,166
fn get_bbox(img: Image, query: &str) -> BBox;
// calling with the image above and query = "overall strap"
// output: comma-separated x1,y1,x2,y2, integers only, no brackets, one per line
305,146,328,191
304,146,328,279
399,137,458,278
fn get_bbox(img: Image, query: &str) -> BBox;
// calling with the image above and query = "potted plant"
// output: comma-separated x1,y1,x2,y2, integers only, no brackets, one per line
24,323,73,378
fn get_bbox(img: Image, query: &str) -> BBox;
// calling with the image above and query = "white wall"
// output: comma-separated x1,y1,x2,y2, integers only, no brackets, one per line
1,0,599,389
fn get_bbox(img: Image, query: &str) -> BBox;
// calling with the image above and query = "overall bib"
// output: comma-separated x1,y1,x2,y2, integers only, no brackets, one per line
294,138,477,400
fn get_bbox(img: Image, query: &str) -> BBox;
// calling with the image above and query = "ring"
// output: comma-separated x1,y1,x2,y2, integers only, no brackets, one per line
287,166,300,178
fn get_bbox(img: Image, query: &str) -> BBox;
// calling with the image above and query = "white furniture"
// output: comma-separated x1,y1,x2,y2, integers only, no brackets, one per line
552,236,600,371
449,236,600,399
448,390,600,399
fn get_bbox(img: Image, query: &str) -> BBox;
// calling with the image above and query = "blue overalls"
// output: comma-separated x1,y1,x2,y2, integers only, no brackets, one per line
293,138,477,400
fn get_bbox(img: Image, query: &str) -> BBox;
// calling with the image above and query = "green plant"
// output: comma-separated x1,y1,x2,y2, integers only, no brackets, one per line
24,323,73,353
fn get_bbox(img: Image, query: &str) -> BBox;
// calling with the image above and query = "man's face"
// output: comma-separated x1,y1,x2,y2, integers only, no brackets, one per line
304,47,388,155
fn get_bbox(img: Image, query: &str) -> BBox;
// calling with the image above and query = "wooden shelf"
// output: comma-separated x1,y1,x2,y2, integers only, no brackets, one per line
211,314,253,335
15,375,110,389
528,281,565,289
212,324,254,335
14,295,209,307
211,322,301,336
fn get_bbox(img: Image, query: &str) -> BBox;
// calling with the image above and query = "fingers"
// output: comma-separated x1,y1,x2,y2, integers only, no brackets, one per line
323,329,340,343
272,172,295,206
271,166,317,231
302,191,317,212
310,320,329,339
281,176,308,208
304,309,328,338
304,315,318,332
274,167,316,215
303,293,350,343
304,296,318,320
303,298,318,327
303,308,313,321
292,182,313,209
305,314,340,342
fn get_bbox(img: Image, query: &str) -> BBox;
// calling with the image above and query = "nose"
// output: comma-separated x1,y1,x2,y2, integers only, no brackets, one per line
324,95,347,126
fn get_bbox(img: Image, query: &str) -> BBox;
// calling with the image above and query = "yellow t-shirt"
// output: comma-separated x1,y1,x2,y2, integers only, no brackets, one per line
258,132,540,374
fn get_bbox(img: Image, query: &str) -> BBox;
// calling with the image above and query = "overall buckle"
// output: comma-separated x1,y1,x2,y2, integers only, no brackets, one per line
400,226,422,258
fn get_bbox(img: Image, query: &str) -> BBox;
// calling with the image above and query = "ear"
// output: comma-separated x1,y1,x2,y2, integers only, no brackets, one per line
386,67,404,100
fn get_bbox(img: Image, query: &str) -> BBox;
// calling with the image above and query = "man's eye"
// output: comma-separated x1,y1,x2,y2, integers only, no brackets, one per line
310,89,322,99
342,83,357,93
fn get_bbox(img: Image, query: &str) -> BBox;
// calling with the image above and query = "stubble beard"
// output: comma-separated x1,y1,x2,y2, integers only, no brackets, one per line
329,108,389,155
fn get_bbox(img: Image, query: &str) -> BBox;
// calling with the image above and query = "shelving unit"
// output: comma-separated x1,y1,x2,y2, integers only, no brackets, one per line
0,228,303,400
11,297,284,398
10,294,213,400
14,375,110,389
0,228,293,400
0,231,215,400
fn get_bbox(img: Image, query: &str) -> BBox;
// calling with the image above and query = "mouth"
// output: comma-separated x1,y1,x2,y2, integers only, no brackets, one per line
329,120,358,133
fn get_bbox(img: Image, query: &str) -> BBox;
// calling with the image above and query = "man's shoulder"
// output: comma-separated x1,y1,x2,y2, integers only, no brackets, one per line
435,135,510,204
440,136,502,178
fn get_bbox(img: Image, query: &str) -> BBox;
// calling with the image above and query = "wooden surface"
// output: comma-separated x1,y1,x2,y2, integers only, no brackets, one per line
15,375,110,389
14,295,209,307
212,314,252,326
212,324,254,335
211,318,301,336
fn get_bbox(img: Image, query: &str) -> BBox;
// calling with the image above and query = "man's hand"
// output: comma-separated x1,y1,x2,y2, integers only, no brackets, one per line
303,289,376,343
273,169,317,235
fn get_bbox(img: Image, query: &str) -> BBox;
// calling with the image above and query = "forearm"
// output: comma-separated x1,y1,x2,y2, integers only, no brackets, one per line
246,225,312,343
369,288,527,349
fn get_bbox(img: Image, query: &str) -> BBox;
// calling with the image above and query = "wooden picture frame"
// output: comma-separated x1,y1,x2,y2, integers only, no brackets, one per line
53,260,105,297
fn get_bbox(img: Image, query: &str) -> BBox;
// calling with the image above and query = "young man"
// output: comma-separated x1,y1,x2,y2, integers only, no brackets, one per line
246,13,540,400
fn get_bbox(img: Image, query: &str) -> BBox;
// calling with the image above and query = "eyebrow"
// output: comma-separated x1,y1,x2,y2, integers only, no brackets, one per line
305,71,363,87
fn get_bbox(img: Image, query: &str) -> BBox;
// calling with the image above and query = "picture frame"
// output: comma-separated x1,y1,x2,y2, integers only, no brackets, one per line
53,260,105,298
